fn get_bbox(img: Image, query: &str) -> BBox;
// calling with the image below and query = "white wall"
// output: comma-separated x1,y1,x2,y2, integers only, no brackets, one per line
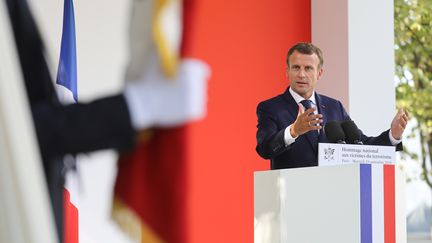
312,0,395,135
347,0,395,135
312,0,349,114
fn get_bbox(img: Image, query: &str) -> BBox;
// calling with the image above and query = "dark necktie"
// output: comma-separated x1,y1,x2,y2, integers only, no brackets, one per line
300,99,313,110
300,100,319,149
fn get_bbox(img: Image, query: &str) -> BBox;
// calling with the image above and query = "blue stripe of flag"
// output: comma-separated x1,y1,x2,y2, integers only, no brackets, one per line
56,0,78,102
360,164,373,243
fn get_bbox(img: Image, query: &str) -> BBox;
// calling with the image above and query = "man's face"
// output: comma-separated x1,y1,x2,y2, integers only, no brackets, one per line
287,51,323,99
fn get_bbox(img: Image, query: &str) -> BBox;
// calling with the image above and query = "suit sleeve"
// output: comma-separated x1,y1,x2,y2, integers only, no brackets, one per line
32,94,136,160
256,102,291,159
337,101,403,151
360,129,403,151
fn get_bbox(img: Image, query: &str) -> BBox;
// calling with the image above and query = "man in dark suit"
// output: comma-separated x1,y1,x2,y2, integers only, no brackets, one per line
256,42,408,170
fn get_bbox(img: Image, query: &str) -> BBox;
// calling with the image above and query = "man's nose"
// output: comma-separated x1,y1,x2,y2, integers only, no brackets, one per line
298,68,306,78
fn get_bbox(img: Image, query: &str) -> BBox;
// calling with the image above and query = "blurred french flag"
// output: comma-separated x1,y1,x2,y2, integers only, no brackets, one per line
56,0,77,103
55,0,79,243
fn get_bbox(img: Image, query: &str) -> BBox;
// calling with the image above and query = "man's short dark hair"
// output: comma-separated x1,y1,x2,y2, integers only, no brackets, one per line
286,42,324,69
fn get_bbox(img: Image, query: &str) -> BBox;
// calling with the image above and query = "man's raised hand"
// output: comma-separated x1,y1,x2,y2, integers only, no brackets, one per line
290,104,323,138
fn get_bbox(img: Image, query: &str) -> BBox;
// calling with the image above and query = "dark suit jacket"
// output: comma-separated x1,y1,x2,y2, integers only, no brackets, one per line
256,88,402,170
6,0,136,240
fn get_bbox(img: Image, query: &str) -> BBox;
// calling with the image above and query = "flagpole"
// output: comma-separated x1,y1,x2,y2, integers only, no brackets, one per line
56,1,79,243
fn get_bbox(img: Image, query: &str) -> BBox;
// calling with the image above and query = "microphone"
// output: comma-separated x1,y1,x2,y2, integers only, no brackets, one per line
324,121,346,144
340,120,363,145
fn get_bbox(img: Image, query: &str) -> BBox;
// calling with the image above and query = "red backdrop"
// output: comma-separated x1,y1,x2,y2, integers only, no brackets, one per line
185,1,311,242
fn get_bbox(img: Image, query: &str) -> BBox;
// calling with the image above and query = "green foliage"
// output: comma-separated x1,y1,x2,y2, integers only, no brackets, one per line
395,0,432,188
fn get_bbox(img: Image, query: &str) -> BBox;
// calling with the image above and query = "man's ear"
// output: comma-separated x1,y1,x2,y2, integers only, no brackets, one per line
317,67,324,80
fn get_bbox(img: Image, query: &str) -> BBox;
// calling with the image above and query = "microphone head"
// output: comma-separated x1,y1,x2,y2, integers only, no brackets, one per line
324,121,346,143
340,120,362,144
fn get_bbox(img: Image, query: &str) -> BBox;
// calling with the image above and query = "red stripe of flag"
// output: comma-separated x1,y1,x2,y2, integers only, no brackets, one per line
114,127,188,242
114,0,197,241
63,189,78,243
383,164,395,243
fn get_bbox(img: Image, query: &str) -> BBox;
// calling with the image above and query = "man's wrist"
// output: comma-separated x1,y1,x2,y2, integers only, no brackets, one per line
284,124,296,146
290,124,298,138
389,129,402,145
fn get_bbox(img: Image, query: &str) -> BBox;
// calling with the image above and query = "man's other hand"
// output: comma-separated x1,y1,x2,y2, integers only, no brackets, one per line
391,108,409,140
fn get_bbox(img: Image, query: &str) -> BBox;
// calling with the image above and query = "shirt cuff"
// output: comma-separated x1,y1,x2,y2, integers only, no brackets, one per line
388,129,402,145
284,124,297,146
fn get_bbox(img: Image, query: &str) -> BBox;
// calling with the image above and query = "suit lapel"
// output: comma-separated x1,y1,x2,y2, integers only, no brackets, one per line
305,94,319,154
282,88,299,120
315,93,328,143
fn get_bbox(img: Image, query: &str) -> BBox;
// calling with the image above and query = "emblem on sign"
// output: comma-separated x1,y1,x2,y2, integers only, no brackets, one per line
324,147,335,161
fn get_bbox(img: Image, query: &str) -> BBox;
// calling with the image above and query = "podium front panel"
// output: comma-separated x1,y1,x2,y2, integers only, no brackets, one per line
254,164,406,243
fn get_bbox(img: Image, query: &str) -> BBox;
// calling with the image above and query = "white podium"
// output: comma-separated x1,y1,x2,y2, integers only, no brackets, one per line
254,146,406,243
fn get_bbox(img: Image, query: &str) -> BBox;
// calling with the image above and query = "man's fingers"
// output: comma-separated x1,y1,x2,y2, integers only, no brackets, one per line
397,108,409,120
402,112,409,122
303,107,317,116
298,104,305,116
295,106,324,135
308,113,323,120
399,119,407,129
299,109,321,120
309,118,323,126
310,125,322,130
301,118,323,134
305,122,322,131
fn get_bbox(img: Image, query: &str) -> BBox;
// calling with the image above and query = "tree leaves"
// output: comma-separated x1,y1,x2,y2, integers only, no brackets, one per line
395,0,432,188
